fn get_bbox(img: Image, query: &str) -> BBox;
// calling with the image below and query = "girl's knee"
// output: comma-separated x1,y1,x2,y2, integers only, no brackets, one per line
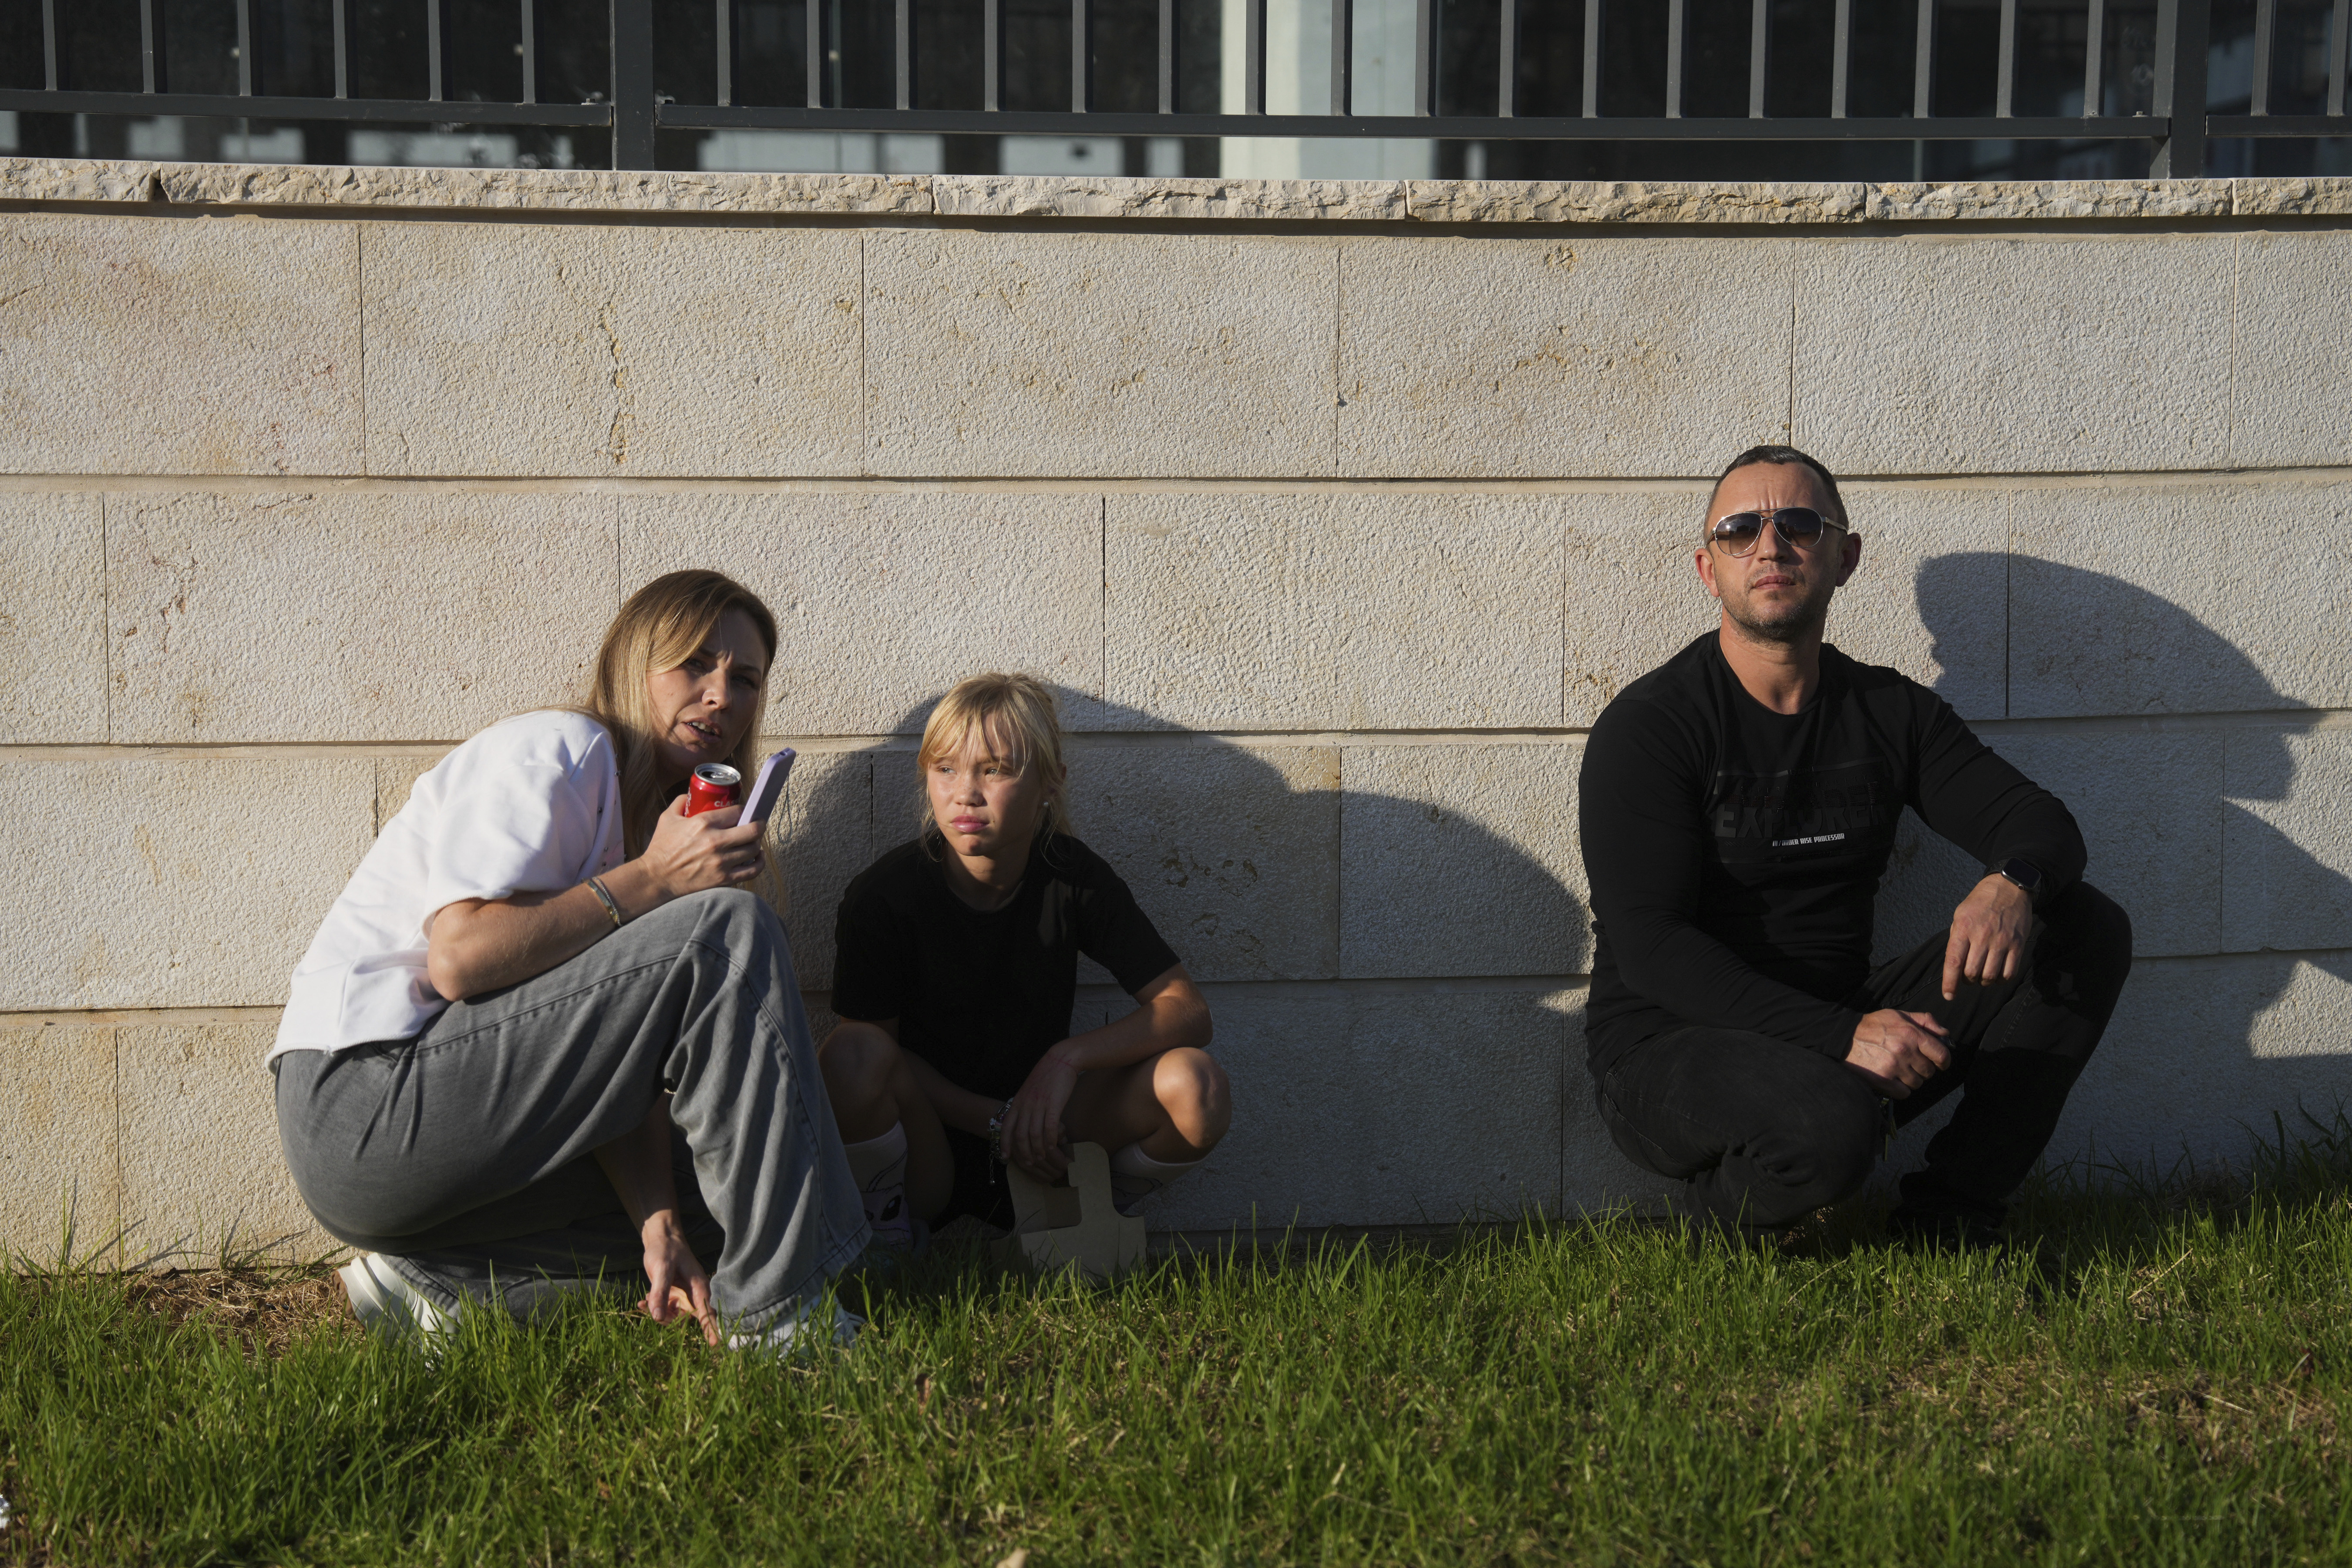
1154,1047,1231,1146
819,1021,899,1101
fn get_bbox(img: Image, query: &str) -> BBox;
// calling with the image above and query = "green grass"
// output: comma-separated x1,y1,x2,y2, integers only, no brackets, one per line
6,1115,2352,1567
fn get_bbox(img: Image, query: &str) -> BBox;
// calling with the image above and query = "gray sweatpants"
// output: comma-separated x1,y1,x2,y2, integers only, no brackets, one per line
274,888,871,1330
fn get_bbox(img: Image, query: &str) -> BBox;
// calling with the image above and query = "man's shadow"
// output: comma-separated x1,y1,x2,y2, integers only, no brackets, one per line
1878,554,2352,1186
767,690,1667,1237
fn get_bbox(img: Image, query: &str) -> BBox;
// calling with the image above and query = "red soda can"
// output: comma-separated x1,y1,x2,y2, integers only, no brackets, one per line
685,763,742,817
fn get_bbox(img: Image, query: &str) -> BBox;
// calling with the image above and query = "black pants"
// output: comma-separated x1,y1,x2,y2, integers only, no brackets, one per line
1594,882,2134,1230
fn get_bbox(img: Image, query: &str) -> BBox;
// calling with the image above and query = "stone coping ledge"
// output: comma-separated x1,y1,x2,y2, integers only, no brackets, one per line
3,156,2350,224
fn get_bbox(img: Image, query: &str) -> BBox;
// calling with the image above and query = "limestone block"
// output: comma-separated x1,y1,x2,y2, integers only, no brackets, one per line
1145,981,1568,1229
0,157,160,202
1106,491,1563,730
765,747,875,987
158,163,931,215
863,229,1337,478
622,491,1102,734
1834,485,2009,722
0,491,104,744
934,174,1406,221
106,490,616,744
1068,743,1339,984
362,222,862,478
0,214,362,476
1991,729,2223,960
117,1022,330,1261
2008,480,2352,717
1339,744,1589,979
1405,180,1867,225
2231,232,2352,469
0,1022,119,1261
0,757,375,1009
2230,177,2352,218
1337,235,1792,479
1866,180,2233,223
1793,236,2234,476
2221,723,2352,956
2042,952,2352,1175
1560,487,1715,724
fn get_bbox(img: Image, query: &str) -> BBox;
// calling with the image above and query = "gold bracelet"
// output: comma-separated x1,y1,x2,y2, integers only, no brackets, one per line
586,876,625,929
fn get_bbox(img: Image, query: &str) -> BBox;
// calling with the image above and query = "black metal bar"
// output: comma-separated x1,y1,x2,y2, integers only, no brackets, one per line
1748,0,1768,118
2207,112,2352,134
521,0,536,104
2083,0,2103,117
0,87,613,123
426,0,443,102
40,0,57,92
983,0,1000,110
1161,0,1177,113
1250,0,1269,114
334,0,349,98
1330,0,1351,114
719,0,735,107
650,101,2185,138
1497,0,1518,118
236,0,254,95
1830,0,1849,118
140,0,165,94
612,0,656,164
1581,0,1602,118
1073,0,1090,111
1994,0,2016,118
2251,0,2275,116
2333,0,2349,118
1666,0,1686,118
894,0,911,110
2150,0,2208,176
1912,0,1934,119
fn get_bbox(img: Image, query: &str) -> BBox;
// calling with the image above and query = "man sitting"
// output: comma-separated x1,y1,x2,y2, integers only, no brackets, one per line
1579,444,2133,1245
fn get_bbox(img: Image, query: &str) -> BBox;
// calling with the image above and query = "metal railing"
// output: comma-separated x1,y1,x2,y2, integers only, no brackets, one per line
4,0,2348,178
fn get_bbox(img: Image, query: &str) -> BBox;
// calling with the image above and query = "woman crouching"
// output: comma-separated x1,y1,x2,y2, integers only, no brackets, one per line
270,571,869,1350
821,673,1232,1240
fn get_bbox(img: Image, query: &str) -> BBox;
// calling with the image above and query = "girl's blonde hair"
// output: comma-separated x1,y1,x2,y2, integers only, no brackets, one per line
583,569,780,855
915,673,1072,845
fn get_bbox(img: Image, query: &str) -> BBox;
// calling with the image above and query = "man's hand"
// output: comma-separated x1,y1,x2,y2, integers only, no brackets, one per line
1845,1009,1952,1098
1942,874,2035,1002
1002,1048,1082,1184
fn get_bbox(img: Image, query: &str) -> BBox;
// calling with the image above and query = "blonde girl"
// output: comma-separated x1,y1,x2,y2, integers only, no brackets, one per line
271,570,868,1350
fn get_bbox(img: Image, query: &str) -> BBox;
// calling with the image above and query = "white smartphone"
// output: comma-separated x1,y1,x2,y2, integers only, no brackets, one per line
740,748,797,828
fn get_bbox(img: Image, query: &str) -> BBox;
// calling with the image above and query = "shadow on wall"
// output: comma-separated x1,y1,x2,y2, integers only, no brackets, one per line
1877,552,2352,1181
770,690,1672,1235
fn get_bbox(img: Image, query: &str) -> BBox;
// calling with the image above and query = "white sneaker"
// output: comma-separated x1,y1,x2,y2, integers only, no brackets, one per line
337,1252,458,1343
727,1298,864,1358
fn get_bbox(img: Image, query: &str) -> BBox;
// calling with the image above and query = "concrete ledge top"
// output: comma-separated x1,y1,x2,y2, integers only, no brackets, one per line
4,156,2349,225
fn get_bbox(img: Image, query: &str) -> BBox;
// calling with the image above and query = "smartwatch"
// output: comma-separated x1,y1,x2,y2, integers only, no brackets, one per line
1994,858,2043,903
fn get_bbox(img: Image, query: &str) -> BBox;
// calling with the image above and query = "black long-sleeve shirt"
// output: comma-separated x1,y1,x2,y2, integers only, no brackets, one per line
1578,633,2086,1074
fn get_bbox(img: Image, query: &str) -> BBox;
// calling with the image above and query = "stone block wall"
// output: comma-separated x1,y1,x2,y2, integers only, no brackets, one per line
3,159,2349,1260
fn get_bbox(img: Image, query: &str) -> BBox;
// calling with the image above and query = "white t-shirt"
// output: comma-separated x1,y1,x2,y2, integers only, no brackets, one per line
269,710,626,1060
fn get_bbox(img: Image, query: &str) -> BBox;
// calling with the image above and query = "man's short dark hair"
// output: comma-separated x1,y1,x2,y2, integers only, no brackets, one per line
1708,444,1847,528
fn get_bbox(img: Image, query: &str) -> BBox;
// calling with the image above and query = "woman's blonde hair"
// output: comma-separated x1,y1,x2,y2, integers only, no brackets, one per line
584,569,780,855
915,673,1072,846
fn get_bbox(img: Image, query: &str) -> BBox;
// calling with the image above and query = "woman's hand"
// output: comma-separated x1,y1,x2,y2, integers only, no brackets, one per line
640,1211,719,1345
636,796,766,903
1002,1048,1082,1183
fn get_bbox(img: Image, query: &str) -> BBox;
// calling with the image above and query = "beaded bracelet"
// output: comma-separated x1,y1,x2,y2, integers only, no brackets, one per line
985,1098,1017,1165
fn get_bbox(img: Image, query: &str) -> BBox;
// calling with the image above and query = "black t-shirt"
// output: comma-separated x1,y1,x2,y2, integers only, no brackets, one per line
830,833,1183,1100
1578,633,2086,1074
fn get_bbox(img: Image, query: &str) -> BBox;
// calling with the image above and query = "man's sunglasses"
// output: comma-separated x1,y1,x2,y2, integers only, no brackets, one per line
1706,506,1848,557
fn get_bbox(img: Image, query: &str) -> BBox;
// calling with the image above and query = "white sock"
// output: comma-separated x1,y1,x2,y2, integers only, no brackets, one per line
1109,1141,1206,1215
842,1123,908,1228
